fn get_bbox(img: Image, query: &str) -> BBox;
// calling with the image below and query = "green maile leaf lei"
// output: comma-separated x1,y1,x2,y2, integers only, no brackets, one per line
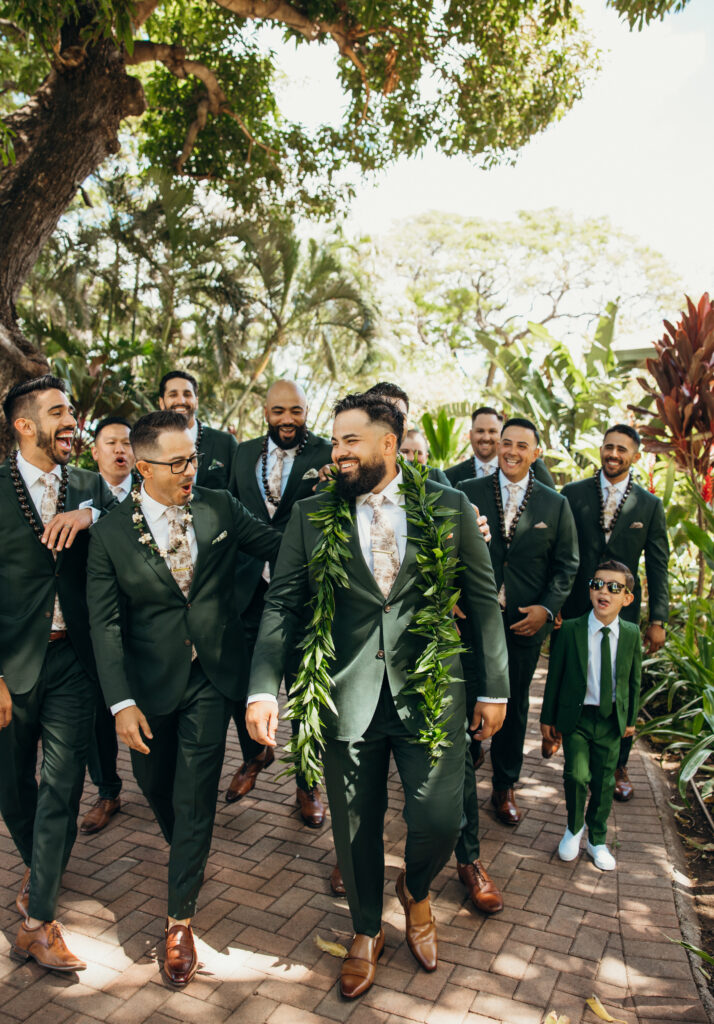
282,457,464,789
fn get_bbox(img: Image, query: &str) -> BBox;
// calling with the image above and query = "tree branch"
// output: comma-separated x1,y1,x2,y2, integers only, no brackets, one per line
133,1,161,29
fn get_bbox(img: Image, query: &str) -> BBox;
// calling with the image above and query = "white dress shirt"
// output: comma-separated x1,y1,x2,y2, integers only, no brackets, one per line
584,610,619,705
103,473,133,501
474,455,498,479
255,436,298,501
16,451,99,522
498,469,552,622
110,485,197,716
599,469,630,505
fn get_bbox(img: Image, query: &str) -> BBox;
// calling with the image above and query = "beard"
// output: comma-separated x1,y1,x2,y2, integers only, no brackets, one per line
36,423,70,466
268,422,308,451
335,453,387,500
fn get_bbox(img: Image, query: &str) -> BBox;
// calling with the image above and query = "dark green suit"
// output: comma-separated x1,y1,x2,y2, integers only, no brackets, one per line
0,459,114,920
87,486,281,918
249,478,509,935
426,465,450,486
227,430,332,773
541,613,641,842
446,455,555,489
458,473,579,791
196,421,237,491
561,472,669,769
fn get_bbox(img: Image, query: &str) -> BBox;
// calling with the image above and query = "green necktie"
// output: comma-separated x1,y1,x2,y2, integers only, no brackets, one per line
600,626,613,718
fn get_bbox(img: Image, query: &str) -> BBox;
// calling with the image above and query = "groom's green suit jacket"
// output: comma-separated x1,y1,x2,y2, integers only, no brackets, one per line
0,460,114,693
248,480,510,742
87,486,281,715
541,613,642,736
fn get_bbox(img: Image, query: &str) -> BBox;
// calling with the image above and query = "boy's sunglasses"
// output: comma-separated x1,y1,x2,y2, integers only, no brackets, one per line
588,578,630,594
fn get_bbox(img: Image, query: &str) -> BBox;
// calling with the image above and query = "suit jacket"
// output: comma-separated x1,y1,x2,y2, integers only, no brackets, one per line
248,481,509,741
196,422,238,491
426,465,450,486
561,476,669,624
0,460,114,693
87,486,282,715
228,430,332,600
541,613,642,736
446,455,555,490
458,475,579,647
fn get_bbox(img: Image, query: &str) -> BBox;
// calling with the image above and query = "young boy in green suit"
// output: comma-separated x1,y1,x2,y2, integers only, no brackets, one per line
541,559,642,871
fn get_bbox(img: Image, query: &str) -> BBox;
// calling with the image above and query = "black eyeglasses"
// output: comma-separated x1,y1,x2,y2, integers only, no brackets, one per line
588,578,629,594
141,452,203,475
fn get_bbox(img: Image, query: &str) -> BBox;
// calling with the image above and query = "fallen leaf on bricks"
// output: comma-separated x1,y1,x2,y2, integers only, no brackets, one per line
586,995,627,1023
314,935,348,958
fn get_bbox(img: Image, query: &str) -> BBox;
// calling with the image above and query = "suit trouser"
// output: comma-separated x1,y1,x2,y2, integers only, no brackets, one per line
562,706,621,845
323,680,466,937
130,660,231,919
0,638,94,921
490,629,542,790
617,734,633,770
87,696,122,801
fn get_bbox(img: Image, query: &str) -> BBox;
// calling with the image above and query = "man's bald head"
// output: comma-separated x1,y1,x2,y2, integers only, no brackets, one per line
264,380,309,450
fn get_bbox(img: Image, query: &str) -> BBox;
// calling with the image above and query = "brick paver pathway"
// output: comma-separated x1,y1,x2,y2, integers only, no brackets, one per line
0,664,708,1024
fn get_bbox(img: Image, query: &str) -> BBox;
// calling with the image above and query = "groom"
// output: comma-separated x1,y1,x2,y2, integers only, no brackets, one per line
247,392,508,998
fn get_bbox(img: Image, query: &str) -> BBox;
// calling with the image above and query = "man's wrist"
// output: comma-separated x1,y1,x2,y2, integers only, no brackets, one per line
246,693,279,706
649,620,664,627
111,699,136,716
477,696,508,704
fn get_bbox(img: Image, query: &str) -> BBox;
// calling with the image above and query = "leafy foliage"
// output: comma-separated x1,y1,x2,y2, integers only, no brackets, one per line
606,0,691,30
420,408,468,468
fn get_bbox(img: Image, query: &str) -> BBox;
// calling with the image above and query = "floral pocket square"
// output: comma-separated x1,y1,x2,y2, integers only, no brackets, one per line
534,521,548,529
212,530,228,545
208,459,224,470
301,468,319,480
629,521,643,529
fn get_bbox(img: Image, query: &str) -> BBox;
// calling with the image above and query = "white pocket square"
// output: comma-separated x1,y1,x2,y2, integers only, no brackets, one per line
301,468,319,480
534,521,548,529
630,521,643,529
212,531,228,545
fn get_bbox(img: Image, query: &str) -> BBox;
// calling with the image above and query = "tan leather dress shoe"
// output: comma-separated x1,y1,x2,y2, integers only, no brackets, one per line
340,929,385,998
541,735,562,759
80,797,121,834
296,786,325,828
11,920,86,971
164,921,198,986
330,865,346,896
16,868,30,919
491,788,522,825
225,747,275,802
396,870,437,971
614,766,634,802
457,860,504,914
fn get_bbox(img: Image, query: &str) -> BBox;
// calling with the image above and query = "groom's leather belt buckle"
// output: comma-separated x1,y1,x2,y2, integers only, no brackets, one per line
49,630,68,642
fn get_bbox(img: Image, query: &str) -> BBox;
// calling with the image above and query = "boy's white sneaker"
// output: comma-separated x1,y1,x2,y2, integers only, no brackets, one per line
558,826,584,861
587,840,616,871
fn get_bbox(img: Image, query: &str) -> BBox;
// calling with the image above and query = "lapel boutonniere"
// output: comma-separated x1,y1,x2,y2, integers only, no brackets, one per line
131,489,193,560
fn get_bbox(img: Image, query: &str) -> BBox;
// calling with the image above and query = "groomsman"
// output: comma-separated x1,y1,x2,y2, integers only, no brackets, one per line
364,382,450,485
247,393,508,997
158,370,236,490
0,376,113,971
399,428,450,485
80,416,135,836
225,380,331,824
459,417,578,825
446,407,556,488
561,424,669,801
87,410,281,987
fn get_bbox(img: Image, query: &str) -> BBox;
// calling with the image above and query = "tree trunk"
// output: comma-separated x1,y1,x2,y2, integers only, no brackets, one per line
0,35,145,456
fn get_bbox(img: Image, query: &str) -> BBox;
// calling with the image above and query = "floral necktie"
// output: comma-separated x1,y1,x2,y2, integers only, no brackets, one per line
602,484,619,541
165,506,194,599
265,448,286,518
365,493,401,598
39,474,66,630
498,483,522,609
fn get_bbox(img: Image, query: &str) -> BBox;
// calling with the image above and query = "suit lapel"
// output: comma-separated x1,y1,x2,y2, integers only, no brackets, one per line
188,492,210,596
1,467,57,565
388,519,423,602
346,513,385,600
278,435,319,512
608,482,639,545
615,625,632,693
506,484,539,556
574,615,589,683
120,501,185,599
240,439,270,521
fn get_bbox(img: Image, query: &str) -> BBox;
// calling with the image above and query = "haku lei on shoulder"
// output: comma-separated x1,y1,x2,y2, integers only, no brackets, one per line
282,457,465,789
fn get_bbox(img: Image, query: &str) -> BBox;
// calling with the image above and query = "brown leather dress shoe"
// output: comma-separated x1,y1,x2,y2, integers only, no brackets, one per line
396,870,437,972
296,786,325,828
80,797,121,835
164,921,198,986
340,929,385,998
330,865,346,896
457,860,504,914
11,920,86,971
491,788,522,825
614,766,634,802
541,735,561,759
225,747,275,802
16,868,30,919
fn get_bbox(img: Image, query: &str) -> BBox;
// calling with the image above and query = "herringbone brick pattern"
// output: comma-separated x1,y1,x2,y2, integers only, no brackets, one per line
0,664,707,1023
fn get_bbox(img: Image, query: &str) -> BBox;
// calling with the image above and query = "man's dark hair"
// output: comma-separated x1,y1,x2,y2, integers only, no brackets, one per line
94,415,132,441
472,406,502,423
364,381,410,412
502,416,540,445
595,558,636,592
158,370,198,398
333,393,405,442
603,423,641,448
131,411,190,460
3,375,67,433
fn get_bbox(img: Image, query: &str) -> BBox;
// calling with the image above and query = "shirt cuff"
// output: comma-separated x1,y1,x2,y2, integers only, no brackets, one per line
78,499,101,523
110,699,136,716
246,693,279,706
540,606,554,621
476,696,508,704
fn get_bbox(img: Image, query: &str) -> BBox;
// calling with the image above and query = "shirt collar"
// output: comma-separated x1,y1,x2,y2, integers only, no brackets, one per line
16,450,62,488
588,609,620,639
140,483,183,524
103,472,133,494
356,469,404,508
267,435,298,457
600,469,630,494
499,469,528,494
475,455,498,471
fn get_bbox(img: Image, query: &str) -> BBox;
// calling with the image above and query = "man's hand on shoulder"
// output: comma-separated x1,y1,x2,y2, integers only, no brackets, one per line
115,705,153,754
41,507,93,551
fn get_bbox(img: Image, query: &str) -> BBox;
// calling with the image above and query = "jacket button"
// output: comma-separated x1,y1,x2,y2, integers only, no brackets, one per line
186,602,191,609
55,571,60,578
377,650,385,659
44,611,51,618
184,638,191,646
503,560,508,567
384,605,391,613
